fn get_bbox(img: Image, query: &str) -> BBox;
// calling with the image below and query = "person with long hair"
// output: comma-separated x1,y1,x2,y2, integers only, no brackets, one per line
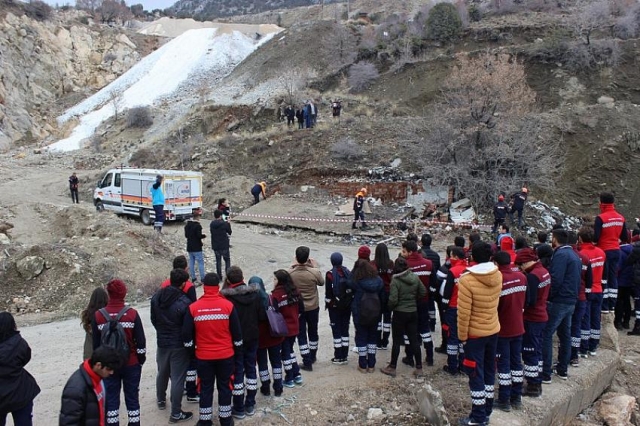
380,257,425,378
0,312,40,426
349,259,384,373
371,243,394,350
272,269,304,388
325,252,352,365
81,287,109,360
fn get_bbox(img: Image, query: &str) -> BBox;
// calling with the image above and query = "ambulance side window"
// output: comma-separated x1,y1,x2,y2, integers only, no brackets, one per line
114,173,121,187
101,173,113,188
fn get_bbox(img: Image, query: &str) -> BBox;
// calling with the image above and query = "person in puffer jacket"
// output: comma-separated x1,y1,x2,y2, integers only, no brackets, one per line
348,259,384,374
380,257,426,378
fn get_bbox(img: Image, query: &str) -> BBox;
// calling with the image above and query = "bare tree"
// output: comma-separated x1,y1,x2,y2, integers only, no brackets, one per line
348,61,379,93
108,90,124,121
322,22,356,66
76,0,102,13
571,0,611,45
400,53,564,208
279,66,311,105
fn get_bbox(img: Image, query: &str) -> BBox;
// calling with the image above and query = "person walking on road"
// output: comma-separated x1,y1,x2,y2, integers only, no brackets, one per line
210,210,232,280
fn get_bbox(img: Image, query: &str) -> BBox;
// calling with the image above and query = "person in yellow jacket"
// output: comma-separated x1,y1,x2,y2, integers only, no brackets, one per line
251,182,267,205
457,241,502,426
352,188,368,230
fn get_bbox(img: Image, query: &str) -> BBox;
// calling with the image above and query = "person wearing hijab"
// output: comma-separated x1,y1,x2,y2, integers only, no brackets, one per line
0,312,41,425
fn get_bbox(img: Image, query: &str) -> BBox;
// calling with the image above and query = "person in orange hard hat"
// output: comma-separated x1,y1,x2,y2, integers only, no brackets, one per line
509,188,529,229
352,188,368,230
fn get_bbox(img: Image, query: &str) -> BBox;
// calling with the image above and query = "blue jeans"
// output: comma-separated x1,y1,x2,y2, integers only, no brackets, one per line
571,300,587,360
197,357,233,426
104,363,142,426
542,302,574,376
329,307,351,360
581,292,603,353
188,251,205,282
496,335,523,402
232,340,258,413
297,307,319,366
523,321,545,384
603,249,621,311
0,400,33,426
462,334,498,423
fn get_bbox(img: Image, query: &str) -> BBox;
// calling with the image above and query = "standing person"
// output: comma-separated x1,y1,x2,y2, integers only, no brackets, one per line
541,229,581,383
325,252,352,364
402,240,434,367
516,248,550,398
626,240,640,335
183,273,242,426
534,232,550,251
349,259,384,374
59,346,122,426
217,198,231,221
210,210,232,280
420,234,442,337
150,175,165,233
615,237,634,330
220,267,263,419
352,188,368,230
185,208,206,284
371,244,394,350
289,246,324,371
435,246,454,354
150,269,194,423
250,182,267,205
272,270,304,388
69,172,80,204
92,279,147,426
509,187,528,229
492,195,508,234
295,107,304,129
578,227,606,358
332,99,342,118
251,276,284,397
284,105,295,126
441,247,468,376
0,312,40,426
594,192,628,313
81,288,109,360
457,242,502,426
568,231,592,367
380,257,426,377
494,251,527,413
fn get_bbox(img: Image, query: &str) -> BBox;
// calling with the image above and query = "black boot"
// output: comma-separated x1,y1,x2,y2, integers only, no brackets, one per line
628,321,640,336
523,382,542,397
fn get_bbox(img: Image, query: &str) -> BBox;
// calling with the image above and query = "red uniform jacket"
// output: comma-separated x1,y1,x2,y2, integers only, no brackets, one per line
523,262,551,323
579,242,606,294
405,251,432,303
442,258,467,309
92,301,146,367
272,285,303,338
595,203,627,251
573,246,593,301
161,278,196,302
497,264,527,337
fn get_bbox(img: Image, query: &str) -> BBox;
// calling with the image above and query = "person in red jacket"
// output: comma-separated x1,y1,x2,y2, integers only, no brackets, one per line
402,240,434,366
494,251,528,412
272,269,305,388
568,232,592,367
183,273,242,426
92,279,146,426
579,227,606,357
594,192,628,312
441,247,467,375
516,248,550,398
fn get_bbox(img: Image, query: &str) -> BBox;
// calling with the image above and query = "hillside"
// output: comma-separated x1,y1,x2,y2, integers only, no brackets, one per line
170,0,335,20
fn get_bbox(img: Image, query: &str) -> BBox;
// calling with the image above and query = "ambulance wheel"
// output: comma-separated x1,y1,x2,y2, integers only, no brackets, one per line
141,209,152,226
95,201,104,212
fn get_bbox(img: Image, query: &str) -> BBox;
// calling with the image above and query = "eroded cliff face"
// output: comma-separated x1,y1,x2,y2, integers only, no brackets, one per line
0,11,147,149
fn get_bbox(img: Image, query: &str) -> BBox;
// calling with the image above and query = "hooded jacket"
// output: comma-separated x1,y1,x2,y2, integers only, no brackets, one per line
220,282,264,344
388,269,426,313
184,219,206,252
405,251,432,303
59,360,105,426
348,276,384,324
595,203,627,251
210,219,231,251
150,285,193,349
0,333,40,413
457,262,502,341
251,277,285,349
289,263,324,311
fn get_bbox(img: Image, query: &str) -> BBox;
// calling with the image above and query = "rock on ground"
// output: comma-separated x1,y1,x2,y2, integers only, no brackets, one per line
597,392,636,426
417,384,449,426
16,255,45,280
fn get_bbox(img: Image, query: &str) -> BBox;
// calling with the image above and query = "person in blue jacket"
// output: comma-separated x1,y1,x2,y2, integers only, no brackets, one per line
150,175,165,233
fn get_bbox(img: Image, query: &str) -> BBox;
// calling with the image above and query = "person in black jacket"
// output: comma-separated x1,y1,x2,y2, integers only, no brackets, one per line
150,269,194,423
295,107,304,129
210,209,232,279
420,234,442,335
184,208,206,284
69,172,80,204
0,312,40,426
509,188,528,229
220,266,265,419
59,346,122,426
493,194,508,233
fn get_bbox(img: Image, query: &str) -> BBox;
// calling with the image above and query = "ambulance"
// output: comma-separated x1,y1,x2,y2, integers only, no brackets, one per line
93,168,203,225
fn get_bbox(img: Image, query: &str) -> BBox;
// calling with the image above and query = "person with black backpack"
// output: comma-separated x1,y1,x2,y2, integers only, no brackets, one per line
92,279,146,426
325,252,353,365
348,259,384,373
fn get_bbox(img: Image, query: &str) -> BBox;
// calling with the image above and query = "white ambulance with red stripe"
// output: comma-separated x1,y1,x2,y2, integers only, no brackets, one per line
93,168,203,226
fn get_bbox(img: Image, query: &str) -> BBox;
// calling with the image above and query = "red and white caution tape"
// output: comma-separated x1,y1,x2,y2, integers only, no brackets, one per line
232,212,491,230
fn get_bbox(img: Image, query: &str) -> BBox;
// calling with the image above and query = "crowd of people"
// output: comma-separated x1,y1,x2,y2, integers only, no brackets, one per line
2,191,640,426
279,99,342,129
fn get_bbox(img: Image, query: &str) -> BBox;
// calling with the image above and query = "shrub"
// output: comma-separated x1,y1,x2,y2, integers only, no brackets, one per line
427,3,462,42
348,61,379,93
25,1,52,21
469,4,482,22
126,107,153,128
331,138,363,160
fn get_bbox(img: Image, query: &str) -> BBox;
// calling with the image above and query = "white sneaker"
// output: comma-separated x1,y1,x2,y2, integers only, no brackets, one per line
351,346,358,353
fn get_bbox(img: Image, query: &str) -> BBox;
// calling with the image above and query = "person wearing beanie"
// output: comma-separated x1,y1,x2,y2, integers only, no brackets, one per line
325,252,352,364
509,187,528,230
578,227,606,358
493,251,527,413
515,247,549,398
357,245,371,261
352,188,368,230
92,279,146,426
440,247,468,376
150,269,194,423
594,192,629,313
150,174,165,233
183,272,243,426
493,194,508,234
457,242,502,426
289,246,324,371
220,266,264,419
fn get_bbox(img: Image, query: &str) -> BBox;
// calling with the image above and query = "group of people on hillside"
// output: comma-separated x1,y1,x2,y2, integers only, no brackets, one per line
492,187,529,232
280,99,341,129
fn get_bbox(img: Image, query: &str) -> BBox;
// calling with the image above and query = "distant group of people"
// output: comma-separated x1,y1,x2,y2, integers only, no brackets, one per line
280,99,342,129
492,187,529,232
